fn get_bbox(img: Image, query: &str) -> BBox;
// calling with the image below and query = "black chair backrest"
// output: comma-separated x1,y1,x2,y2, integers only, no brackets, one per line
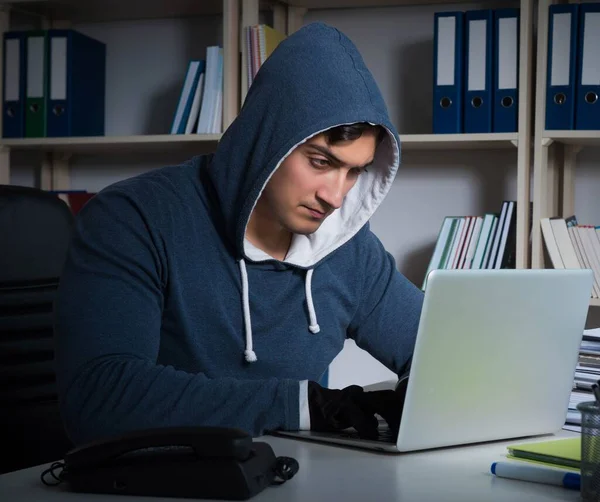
0,185,75,473
0,184,73,283
0,281,62,404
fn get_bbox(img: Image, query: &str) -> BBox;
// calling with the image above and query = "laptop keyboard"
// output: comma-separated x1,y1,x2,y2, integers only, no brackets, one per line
334,425,396,443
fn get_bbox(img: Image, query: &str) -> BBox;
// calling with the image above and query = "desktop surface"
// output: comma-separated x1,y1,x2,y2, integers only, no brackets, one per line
0,430,582,502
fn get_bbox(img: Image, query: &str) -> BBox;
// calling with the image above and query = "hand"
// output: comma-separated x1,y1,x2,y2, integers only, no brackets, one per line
308,382,379,439
307,378,408,439
354,377,409,437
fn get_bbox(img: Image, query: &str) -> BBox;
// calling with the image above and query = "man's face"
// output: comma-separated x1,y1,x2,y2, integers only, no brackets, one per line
256,131,378,235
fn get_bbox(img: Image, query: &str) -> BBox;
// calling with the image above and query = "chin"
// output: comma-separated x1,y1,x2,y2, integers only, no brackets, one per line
287,219,323,236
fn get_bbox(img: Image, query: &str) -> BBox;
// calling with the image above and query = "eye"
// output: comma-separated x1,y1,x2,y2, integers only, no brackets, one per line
310,157,329,169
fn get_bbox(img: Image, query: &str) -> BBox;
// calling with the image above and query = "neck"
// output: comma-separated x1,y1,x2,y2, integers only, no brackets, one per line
246,205,292,261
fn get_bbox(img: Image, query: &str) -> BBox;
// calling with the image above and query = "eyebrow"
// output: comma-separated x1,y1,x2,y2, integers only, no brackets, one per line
305,144,375,170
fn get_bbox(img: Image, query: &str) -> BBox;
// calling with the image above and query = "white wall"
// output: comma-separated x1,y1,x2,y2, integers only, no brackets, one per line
9,5,600,387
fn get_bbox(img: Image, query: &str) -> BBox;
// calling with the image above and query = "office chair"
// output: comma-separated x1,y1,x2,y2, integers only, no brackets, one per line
0,185,75,474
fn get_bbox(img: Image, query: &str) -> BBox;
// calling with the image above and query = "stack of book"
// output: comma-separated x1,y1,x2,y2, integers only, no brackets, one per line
541,216,600,299
170,46,223,135
565,328,600,433
422,200,517,290
506,437,581,471
244,24,286,88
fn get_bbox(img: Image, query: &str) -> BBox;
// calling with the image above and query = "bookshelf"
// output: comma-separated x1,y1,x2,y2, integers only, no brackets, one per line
0,0,240,189
531,0,600,308
1,0,535,270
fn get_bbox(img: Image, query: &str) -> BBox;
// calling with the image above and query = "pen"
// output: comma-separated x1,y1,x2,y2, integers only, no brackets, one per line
490,461,580,490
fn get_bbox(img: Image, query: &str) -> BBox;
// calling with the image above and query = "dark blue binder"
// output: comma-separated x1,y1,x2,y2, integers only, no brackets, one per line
575,3,600,130
464,9,494,133
545,4,579,130
433,11,465,134
493,8,520,133
46,29,106,137
2,31,26,138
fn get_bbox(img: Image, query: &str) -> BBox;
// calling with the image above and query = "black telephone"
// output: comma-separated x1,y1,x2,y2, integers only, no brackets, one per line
42,426,298,500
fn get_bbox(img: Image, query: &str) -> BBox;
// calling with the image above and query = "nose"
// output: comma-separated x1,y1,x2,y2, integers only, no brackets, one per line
316,171,350,210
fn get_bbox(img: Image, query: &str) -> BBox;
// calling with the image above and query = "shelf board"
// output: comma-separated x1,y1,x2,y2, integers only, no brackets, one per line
1,0,271,22
591,298,600,308
0,133,518,154
0,134,222,154
400,133,518,150
543,130,600,147
280,0,491,10
4,0,518,22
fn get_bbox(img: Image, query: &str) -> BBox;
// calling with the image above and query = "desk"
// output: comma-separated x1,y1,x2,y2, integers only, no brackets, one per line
0,430,581,502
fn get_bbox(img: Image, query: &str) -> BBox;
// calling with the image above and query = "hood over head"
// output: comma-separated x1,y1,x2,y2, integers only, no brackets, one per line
208,22,401,269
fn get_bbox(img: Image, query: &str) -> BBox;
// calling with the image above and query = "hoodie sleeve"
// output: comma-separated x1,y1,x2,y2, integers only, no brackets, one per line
347,226,424,377
54,187,300,446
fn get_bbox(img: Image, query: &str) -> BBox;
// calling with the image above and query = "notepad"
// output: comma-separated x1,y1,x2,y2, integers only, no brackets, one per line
506,437,581,471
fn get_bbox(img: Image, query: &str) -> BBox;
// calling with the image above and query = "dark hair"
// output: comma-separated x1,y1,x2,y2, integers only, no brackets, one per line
323,123,387,146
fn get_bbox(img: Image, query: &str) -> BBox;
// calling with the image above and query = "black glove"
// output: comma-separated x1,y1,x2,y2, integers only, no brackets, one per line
307,382,379,439
353,376,409,438
308,378,408,440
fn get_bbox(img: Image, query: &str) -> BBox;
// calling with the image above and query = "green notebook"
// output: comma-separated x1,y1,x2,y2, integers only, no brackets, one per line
506,437,581,471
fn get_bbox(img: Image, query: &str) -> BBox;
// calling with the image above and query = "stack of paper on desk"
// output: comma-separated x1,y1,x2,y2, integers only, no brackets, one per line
506,437,581,472
565,328,600,432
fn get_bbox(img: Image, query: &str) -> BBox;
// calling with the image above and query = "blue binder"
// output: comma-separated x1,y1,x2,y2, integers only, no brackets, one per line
2,31,26,138
433,11,464,134
47,29,106,137
493,8,520,133
575,3,600,130
464,10,493,133
545,4,579,130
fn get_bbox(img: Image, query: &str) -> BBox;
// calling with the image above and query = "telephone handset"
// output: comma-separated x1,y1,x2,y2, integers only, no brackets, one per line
66,426,253,468
42,426,299,500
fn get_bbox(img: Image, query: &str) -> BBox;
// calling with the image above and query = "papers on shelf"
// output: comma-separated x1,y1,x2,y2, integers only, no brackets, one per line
583,327,600,342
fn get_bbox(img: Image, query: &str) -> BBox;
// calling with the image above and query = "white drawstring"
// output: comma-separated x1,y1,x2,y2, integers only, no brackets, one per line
238,259,320,363
238,259,257,362
305,269,320,333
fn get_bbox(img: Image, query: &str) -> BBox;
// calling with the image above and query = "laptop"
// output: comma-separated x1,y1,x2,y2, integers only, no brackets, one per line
274,268,594,453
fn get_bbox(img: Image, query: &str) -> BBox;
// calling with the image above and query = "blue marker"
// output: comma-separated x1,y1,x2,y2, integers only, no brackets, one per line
491,461,580,490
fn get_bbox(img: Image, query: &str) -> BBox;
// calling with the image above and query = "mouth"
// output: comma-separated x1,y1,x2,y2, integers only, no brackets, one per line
304,206,327,220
